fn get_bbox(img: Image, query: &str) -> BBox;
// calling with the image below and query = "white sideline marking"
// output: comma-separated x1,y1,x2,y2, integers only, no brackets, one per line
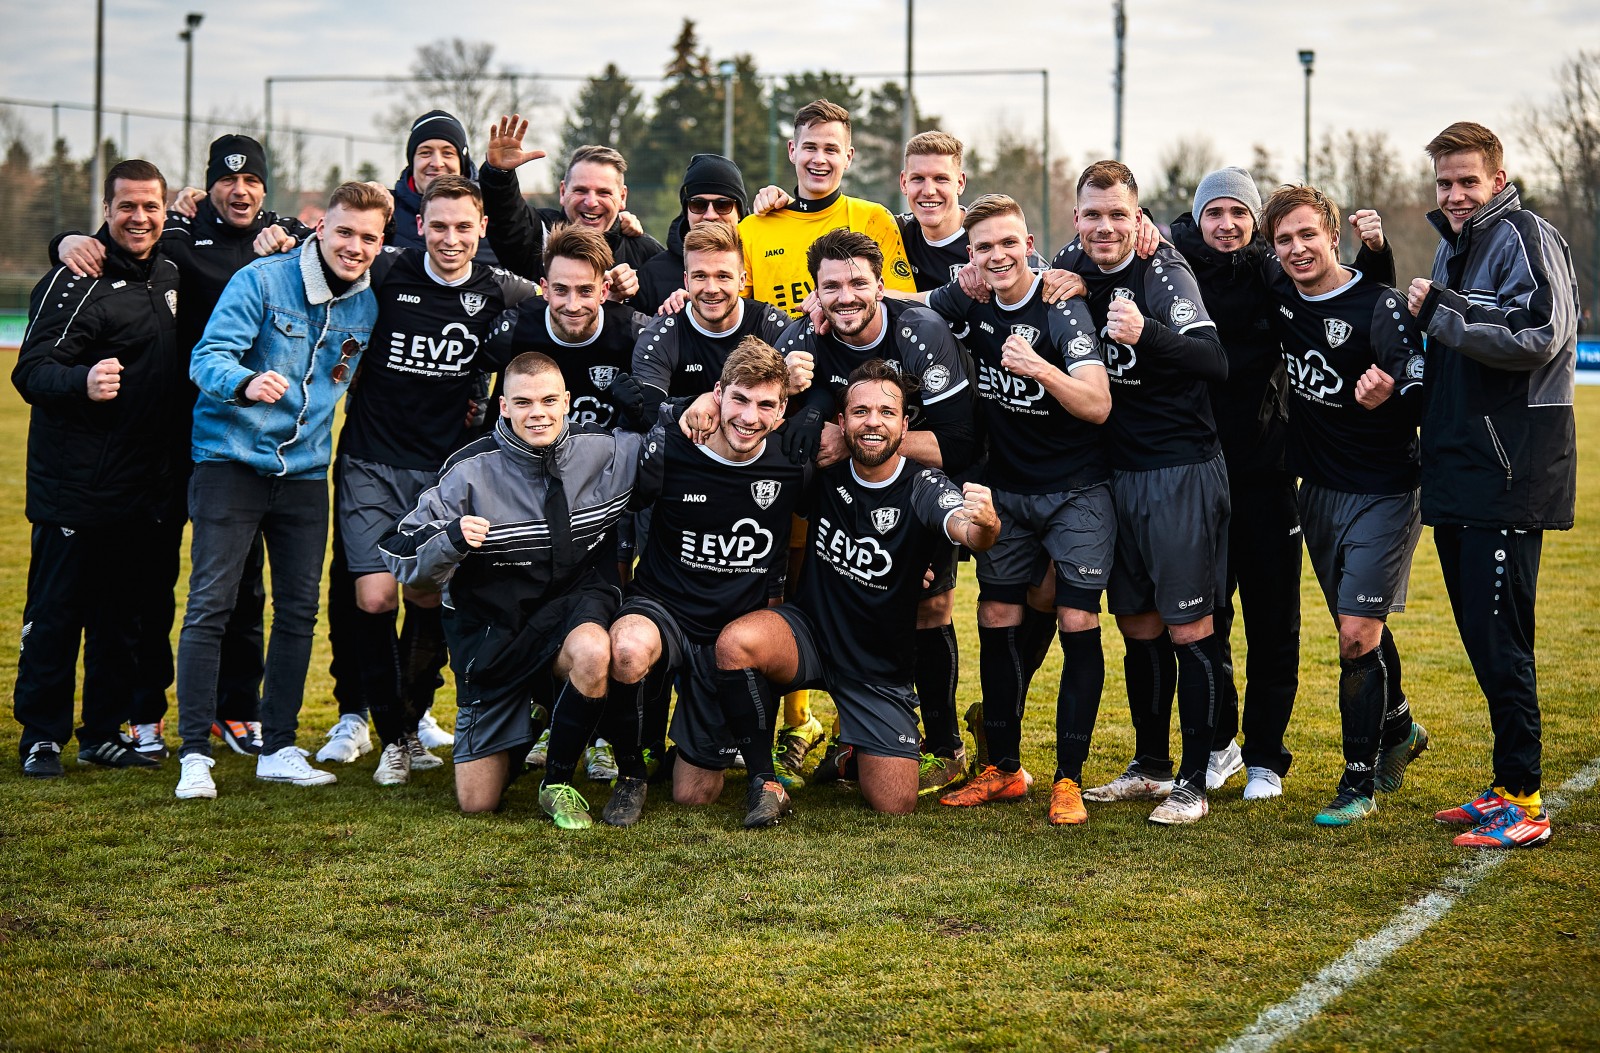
1217,757,1600,1053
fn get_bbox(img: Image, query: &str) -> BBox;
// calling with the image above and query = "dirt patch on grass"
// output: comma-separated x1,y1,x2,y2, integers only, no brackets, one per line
356,986,429,1015
935,916,993,937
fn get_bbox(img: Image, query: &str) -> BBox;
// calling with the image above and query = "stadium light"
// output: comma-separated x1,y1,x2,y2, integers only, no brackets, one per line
718,60,736,162
180,13,204,188
1299,49,1315,183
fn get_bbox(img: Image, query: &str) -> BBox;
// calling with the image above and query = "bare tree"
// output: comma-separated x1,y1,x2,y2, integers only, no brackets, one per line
1143,135,1221,222
379,39,549,156
1309,128,1435,279
1516,50,1600,326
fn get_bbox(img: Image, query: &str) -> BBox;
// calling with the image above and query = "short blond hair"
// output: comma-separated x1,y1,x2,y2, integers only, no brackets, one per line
904,131,964,168
682,221,742,258
1262,184,1340,243
328,180,393,223
794,99,851,138
962,193,1027,235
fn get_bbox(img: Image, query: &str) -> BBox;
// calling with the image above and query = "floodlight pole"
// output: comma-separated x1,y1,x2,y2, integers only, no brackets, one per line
719,60,736,161
903,0,915,145
91,0,104,218
1112,0,1126,160
1299,49,1315,183
180,13,204,188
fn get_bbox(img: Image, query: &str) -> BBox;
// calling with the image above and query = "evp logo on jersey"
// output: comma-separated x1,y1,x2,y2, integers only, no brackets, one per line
977,361,1046,412
751,480,781,509
680,518,774,569
1285,349,1344,401
814,517,893,583
1102,335,1137,379
870,507,901,534
389,322,480,374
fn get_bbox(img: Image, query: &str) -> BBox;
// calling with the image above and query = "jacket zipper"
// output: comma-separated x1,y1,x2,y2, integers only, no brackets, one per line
1483,416,1512,491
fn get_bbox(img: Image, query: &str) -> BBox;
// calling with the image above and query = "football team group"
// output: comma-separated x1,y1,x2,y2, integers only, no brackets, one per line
12,96,1578,851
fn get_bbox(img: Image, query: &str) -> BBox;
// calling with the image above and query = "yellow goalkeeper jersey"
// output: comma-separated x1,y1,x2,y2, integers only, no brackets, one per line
738,191,915,317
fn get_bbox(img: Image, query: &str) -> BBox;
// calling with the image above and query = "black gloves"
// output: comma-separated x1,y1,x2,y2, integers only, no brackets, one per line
777,406,824,464
610,371,649,432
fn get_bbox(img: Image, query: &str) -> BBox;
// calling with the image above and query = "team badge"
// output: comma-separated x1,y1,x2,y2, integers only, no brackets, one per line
1405,354,1425,380
870,507,901,534
751,480,781,510
164,289,178,316
948,263,964,282
1068,333,1096,359
1112,287,1135,302
589,366,618,389
893,260,912,280
924,365,951,393
460,292,486,316
224,153,246,172
1010,324,1040,345
1170,297,1198,326
937,489,962,510
1325,318,1352,348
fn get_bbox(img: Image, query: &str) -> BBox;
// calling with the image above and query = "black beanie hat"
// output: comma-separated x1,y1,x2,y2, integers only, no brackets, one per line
407,110,472,171
679,153,749,216
206,134,268,190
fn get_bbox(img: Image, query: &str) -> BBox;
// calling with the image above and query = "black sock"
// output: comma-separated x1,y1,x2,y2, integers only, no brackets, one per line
1174,634,1224,789
1019,606,1057,681
642,674,672,759
915,624,961,757
603,677,650,780
978,625,1028,773
1338,646,1386,797
325,558,365,718
1123,636,1176,777
399,600,447,731
545,681,605,787
1054,628,1104,784
349,606,403,746
1377,625,1411,751
716,667,778,783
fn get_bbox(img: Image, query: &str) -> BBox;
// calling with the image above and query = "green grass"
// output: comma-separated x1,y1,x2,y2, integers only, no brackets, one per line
1,382,1597,1053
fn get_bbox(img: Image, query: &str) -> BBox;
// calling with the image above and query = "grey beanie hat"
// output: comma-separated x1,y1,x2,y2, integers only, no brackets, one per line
1193,166,1262,218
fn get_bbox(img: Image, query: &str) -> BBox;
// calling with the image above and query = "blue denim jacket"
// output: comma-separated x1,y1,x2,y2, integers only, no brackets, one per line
190,239,375,479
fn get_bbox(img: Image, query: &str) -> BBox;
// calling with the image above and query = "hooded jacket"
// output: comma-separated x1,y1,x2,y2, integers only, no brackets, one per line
388,161,501,267
13,229,183,525
635,213,688,316
1416,183,1579,529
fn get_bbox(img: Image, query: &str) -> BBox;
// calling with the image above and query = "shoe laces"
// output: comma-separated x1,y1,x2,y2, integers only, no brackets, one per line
404,733,429,758
132,723,161,744
328,717,363,741
545,783,589,813
918,753,943,777
1168,781,1204,807
271,747,314,775
181,753,214,772
382,740,410,766
1477,803,1531,832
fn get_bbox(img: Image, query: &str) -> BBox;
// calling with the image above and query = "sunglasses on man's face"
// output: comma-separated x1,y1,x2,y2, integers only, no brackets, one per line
332,338,360,384
686,196,738,217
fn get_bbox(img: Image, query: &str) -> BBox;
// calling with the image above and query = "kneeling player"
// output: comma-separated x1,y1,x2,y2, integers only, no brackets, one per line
714,361,1000,822
601,337,807,826
1261,186,1426,826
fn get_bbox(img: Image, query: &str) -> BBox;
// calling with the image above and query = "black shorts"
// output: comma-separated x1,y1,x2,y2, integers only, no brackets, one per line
336,456,438,575
1299,484,1421,618
1108,455,1230,624
976,483,1115,608
769,606,921,760
615,595,734,771
925,542,960,597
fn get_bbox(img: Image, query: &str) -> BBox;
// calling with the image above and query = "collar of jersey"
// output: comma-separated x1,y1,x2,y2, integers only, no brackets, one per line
1296,267,1362,302
850,456,906,489
544,306,604,347
921,218,965,248
688,297,745,339
424,253,473,287
994,272,1043,312
696,437,767,466
834,310,890,352
1096,250,1137,275
784,187,842,213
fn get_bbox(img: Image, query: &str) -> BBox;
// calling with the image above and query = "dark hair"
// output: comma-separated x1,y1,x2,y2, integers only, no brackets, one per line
1075,159,1138,199
806,227,884,283
1425,121,1504,174
543,223,615,277
420,174,484,218
1262,184,1340,243
103,159,166,204
793,99,851,138
841,358,921,416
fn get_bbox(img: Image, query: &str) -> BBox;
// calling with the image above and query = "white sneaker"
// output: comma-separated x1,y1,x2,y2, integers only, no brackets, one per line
1243,766,1284,800
416,709,454,749
1148,780,1209,825
175,754,217,799
1206,742,1245,790
130,721,170,760
526,727,551,767
1083,763,1175,802
585,738,619,781
405,731,444,771
373,741,411,786
257,746,338,786
315,714,372,763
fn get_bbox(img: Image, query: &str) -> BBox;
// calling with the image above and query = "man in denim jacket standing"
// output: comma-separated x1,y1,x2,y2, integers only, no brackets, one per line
173,181,389,800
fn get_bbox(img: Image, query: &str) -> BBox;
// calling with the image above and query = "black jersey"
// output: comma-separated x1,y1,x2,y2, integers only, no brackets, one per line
796,457,964,684
632,297,789,409
778,298,976,473
630,424,808,642
489,300,648,432
1052,240,1226,470
927,274,1108,494
895,212,1048,293
342,250,537,470
1265,265,1424,495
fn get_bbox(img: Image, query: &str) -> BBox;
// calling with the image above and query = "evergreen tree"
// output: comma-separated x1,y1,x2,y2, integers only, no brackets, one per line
560,64,648,163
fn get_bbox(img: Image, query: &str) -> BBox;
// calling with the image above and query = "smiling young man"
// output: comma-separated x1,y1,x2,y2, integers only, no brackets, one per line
171,181,389,801
381,352,647,823
600,338,808,826
1260,185,1426,827
1405,122,1580,849
1050,161,1230,825
713,360,999,823
13,160,183,777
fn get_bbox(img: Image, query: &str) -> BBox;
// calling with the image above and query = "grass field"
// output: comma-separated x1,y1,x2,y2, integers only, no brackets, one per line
0,380,1596,1053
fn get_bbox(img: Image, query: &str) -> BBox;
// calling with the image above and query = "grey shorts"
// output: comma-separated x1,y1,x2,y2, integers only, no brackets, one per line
1299,484,1421,618
770,606,921,761
336,456,437,575
1108,455,1230,624
976,483,1115,608
616,595,734,771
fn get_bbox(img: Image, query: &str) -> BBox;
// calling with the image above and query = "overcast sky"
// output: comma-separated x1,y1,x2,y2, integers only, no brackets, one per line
3,1,1596,202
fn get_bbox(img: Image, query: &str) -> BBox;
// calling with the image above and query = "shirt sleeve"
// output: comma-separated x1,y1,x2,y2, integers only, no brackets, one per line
926,280,976,326
910,464,966,539
631,310,684,411
11,267,99,406
378,469,476,590
479,163,547,283
1371,286,1426,400
190,265,268,402
869,205,917,293
1135,248,1228,382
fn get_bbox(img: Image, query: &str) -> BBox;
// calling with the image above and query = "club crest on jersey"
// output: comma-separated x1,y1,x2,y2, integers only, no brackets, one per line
460,292,486,317
1170,297,1198,326
870,507,901,534
589,366,618,389
1325,318,1352,348
224,153,246,172
1011,323,1040,345
938,489,962,510
1068,333,1096,359
751,480,781,510
1405,354,1425,381
1112,287,1135,302
948,263,965,282
924,364,951,394
165,289,178,316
